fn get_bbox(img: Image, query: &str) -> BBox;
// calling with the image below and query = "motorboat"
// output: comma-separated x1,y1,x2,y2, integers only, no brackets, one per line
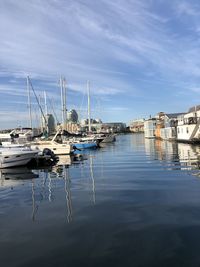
0,127,41,144
30,139,73,155
100,134,116,143
66,138,98,150
0,146,39,168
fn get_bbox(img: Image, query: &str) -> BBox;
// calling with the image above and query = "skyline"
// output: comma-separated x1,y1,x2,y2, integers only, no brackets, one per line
1,0,200,129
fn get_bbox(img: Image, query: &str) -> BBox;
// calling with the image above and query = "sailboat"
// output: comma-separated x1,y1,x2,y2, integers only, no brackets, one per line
59,78,98,150
84,81,116,144
25,77,73,155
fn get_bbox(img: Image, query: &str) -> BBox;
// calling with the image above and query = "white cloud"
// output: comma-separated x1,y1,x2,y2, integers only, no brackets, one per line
1,0,200,127
175,1,200,16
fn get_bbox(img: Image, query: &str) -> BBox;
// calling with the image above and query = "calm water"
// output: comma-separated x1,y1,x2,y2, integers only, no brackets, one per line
2,134,200,267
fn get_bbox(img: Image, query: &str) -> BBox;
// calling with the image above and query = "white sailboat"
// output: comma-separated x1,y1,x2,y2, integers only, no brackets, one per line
85,81,116,144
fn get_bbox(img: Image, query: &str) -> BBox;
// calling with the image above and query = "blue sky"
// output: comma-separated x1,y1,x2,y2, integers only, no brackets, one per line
1,0,200,129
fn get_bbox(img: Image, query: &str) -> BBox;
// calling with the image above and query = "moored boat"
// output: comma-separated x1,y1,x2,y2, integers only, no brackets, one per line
72,141,97,150
0,147,39,168
30,140,73,155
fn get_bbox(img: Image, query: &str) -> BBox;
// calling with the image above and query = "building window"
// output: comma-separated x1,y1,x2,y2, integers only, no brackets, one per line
186,127,189,134
178,127,180,133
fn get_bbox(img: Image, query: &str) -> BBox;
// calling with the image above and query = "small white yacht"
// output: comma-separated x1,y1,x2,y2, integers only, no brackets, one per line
30,140,73,155
0,127,41,144
0,147,39,168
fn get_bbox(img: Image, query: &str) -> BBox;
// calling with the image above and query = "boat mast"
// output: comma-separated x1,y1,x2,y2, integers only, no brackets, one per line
60,76,67,128
39,94,43,132
87,80,91,132
27,76,32,129
63,77,67,124
44,91,49,134
44,91,48,116
60,77,65,128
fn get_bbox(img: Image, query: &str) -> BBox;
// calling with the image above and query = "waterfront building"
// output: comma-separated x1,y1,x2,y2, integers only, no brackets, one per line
64,122,80,133
160,113,184,140
97,122,126,133
129,119,144,133
144,107,200,142
80,119,125,133
154,112,165,139
42,114,55,135
67,109,78,123
144,118,157,138
177,105,200,142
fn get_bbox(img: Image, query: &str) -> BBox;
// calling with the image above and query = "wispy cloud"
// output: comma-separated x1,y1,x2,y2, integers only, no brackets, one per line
175,1,200,16
1,0,200,127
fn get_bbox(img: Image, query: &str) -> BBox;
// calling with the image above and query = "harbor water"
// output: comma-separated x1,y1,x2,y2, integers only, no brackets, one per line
2,133,200,266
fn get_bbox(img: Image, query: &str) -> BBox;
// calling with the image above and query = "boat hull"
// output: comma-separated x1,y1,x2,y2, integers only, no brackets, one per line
102,135,116,143
31,142,73,155
0,151,38,168
72,142,97,150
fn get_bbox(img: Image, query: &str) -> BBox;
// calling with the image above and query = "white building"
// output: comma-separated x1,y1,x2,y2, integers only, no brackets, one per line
177,106,200,142
67,109,78,123
144,118,157,138
160,113,184,140
129,119,144,133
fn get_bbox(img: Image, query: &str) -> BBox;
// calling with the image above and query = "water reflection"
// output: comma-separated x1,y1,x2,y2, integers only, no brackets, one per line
63,165,73,222
3,134,200,267
0,167,38,187
31,179,38,221
178,143,200,169
145,138,200,170
89,155,96,204
56,155,72,166
56,154,87,167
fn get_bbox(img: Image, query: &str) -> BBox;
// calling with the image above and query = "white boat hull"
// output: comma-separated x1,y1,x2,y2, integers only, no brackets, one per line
0,150,38,168
31,142,73,155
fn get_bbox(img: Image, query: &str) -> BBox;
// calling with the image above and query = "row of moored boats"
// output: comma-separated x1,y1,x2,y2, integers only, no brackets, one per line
0,128,116,168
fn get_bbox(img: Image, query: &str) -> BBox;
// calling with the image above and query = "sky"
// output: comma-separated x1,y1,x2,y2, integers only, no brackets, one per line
1,0,200,129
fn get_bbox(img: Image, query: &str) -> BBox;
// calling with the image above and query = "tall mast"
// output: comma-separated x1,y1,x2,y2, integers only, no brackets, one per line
87,80,91,132
27,76,32,128
39,94,43,131
60,76,65,127
44,91,49,134
63,78,67,123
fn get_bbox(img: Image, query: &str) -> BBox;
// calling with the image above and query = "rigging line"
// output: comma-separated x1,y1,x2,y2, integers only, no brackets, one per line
27,76,47,125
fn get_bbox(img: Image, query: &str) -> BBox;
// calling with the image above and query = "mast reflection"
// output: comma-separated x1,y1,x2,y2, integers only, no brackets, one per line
89,155,96,204
63,165,73,223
